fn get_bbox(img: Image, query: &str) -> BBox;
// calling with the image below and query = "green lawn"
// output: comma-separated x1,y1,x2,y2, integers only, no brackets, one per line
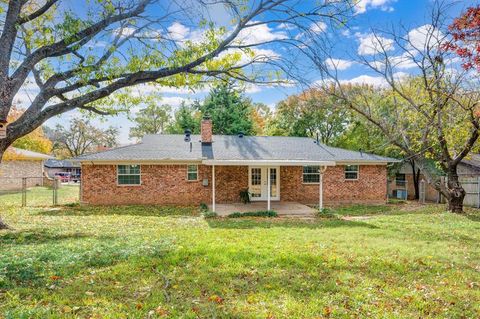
1,203,479,318
0,184,79,207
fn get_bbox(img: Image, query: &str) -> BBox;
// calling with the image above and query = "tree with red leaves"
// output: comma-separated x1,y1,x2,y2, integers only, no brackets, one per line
443,6,480,71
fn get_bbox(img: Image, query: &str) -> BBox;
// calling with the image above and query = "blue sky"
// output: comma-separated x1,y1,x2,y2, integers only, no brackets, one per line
13,0,473,144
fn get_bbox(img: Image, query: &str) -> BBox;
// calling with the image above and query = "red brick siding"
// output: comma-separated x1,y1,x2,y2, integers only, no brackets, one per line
215,166,248,202
81,164,387,205
81,164,211,205
200,119,212,143
281,165,387,205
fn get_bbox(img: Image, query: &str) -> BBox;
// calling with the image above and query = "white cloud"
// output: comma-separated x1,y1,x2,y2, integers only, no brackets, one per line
325,58,355,70
389,54,417,69
338,72,408,87
160,96,193,107
354,0,395,14
310,22,327,34
406,24,444,51
129,83,209,96
235,22,287,46
277,22,295,30
13,77,40,108
341,74,387,87
113,26,136,38
167,22,190,41
357,33,394,55
341,29,352,37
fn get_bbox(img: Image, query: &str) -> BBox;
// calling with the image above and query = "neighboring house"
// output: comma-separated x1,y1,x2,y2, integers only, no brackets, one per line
0,147,53,191
76,118,398,209
390,156,480,205
458,154,480,177
44,159,81,178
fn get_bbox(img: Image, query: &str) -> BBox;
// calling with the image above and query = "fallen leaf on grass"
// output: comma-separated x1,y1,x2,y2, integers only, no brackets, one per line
208,295,224,304
323,306,332,317
155,306,169,316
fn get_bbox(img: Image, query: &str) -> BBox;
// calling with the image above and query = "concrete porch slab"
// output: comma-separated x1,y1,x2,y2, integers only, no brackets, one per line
211,201,317,218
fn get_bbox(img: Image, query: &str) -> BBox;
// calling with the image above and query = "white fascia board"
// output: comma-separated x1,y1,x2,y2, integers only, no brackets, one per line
335,160,395,165
202,160,336,166
79,159,203,165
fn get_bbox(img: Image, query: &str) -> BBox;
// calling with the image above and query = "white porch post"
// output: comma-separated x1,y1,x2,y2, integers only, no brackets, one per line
212,165,216,212
267,166,271,211
319,166,324,210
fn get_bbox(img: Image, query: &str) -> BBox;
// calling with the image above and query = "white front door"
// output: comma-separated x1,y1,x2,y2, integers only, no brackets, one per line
248,167,280,201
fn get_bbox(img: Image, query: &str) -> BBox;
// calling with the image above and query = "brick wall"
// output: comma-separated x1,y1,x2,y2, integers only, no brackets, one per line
82,164,250,205
0,160,44,190
215,166,248,202
81,164,387,205
281,165,387,205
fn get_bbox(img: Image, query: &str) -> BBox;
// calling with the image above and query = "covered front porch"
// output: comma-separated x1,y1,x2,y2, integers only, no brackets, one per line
210,201,317,218
204,159,335,214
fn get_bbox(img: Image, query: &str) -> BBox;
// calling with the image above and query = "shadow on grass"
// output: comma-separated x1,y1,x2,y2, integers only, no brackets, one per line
0,229,98,245
206,217,379,229
35,205,200,218
1,233,173,289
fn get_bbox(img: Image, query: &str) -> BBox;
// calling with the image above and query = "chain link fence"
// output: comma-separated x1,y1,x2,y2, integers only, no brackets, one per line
1,177,80,207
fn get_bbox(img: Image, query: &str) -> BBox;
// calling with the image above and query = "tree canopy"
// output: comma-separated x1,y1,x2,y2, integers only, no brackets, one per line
196,82,255,135
267,88,350,145
0,0,352,158
129,100,171,140
50,118,118,158
442,5,480,71
7,106,52,154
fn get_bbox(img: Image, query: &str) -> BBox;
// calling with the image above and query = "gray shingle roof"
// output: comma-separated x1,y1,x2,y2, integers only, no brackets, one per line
75,134,398,164
44,159,80,168
8,147,53,160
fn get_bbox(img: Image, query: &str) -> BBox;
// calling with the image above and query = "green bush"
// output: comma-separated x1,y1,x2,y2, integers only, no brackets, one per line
227,210,278,218
199,203,209,212
203,211,218,219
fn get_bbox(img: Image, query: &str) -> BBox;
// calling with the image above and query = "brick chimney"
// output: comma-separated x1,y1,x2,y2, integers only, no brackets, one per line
96,145,109,152
201,116,213,144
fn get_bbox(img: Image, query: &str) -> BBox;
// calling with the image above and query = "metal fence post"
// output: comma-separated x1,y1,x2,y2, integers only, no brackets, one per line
53,178,58,206
419,179,426,204
21,177,27,207
477,176,480,209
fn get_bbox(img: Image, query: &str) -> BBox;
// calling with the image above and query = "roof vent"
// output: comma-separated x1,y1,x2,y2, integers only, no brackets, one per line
238,132,244,138
184,129,191,143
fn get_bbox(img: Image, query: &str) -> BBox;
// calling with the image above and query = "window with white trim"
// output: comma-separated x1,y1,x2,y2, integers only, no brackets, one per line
303,166,320,183
117,165,141,185
345,165,359,180
187,165,198,181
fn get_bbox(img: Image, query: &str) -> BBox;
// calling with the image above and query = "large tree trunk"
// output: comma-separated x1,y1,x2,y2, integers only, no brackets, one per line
410,160,420,200
446,164,466,213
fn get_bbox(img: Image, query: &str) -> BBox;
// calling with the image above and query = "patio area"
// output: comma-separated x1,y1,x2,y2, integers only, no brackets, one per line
211,201,317,218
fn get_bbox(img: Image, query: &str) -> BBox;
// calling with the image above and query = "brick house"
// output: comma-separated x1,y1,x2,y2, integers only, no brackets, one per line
76,118,397,210
0,147,53,190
